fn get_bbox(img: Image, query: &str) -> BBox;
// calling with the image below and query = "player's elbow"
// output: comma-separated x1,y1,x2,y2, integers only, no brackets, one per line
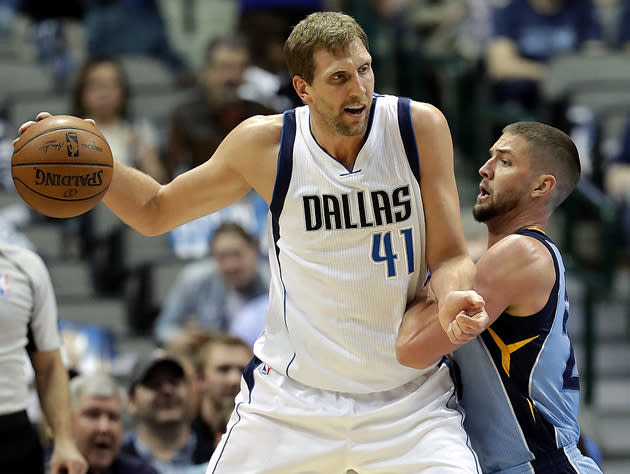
396,339,436,370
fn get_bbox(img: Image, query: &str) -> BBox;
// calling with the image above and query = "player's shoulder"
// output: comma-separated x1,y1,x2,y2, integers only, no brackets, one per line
0,241,48,277
234,113,284,146
480,233,553,280
408,100,448,130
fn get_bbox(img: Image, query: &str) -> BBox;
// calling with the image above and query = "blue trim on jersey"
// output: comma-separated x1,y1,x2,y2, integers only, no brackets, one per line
211,356,262,473
396,97,421,183
270,110,296,262
270,110,297,375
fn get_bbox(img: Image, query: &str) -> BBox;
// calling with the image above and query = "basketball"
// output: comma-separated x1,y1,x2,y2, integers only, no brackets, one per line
11,115,114,218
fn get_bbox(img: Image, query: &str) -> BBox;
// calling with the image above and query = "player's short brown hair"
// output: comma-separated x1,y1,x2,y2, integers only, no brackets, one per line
284,11,368,84
503,122,581,209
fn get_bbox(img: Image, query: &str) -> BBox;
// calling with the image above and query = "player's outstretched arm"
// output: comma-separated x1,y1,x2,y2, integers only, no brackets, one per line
15,112,282,236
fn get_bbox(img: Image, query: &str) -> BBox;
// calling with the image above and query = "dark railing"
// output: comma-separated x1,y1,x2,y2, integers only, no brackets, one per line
561,178,618,405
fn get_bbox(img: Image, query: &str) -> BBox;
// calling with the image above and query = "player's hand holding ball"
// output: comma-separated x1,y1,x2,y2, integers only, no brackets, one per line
12,112,113,218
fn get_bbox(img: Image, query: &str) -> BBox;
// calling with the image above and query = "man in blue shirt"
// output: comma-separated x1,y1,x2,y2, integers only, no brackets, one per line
486,0,603,114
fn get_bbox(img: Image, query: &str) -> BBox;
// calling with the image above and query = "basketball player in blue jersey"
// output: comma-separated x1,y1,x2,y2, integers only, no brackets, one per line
16,11,489,473
398,121,602,473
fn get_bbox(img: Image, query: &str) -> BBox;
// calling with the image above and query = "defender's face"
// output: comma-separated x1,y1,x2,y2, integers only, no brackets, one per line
473,133,533,222
305,39,374,137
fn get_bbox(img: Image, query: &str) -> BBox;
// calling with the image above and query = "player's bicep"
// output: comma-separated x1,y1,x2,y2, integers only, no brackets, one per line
473,251,513,324
411,103,467,267
155,126,254,229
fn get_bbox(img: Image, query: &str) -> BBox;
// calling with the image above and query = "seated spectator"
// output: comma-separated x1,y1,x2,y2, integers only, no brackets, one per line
71,56,166,183
69,372,158,474
82,0,191,84
165,34,275,179
18,0,85,91
155,222,269,350
122,353,212,474
194,334,252,443
486,0,604,116
63,55,167,261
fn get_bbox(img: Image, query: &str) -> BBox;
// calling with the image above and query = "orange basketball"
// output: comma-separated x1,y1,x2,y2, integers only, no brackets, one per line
11,115,114,218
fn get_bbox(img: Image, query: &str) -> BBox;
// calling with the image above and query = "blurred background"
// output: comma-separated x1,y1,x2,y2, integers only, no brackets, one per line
0,0,629,472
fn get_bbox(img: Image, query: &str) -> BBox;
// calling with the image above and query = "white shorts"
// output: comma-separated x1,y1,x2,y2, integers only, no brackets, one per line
206,357,480,474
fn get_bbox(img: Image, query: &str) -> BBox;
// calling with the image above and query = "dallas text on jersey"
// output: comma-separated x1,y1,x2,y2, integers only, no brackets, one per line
302,185,412,231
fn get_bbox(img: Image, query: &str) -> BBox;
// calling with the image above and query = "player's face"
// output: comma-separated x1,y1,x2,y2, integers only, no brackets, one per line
130,366,190,425
82,62,124,120
212,232,259,291
304,39,374,137
73,394,123,471
202,343,251,411
473,133,533,222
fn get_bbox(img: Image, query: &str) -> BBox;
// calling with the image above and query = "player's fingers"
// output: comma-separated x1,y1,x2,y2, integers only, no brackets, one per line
84,118,96,126
456,311,489,335
447,318,464,344
36,111,52,121
17,120,36,136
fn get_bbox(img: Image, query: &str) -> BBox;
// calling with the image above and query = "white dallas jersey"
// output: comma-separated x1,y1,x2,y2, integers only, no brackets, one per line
0,241,60,414
255,94,430,393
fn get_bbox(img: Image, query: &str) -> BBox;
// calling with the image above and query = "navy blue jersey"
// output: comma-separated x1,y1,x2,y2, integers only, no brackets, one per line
454,228,601,473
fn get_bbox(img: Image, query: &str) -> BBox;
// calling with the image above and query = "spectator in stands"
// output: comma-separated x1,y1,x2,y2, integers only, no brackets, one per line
486,0,604,117
155,222,269,351
69,372,158,474
18,0,85,91
71,56,166,183
346,0,422,98
165,34,275,179
236,0,324,112
122,352,212,474
0,240,86,474
194,334,252,444
82,0,192,85
65,55,166,260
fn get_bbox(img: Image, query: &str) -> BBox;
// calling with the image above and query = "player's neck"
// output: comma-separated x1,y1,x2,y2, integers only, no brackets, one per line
486,215,548,247
309,117,364,171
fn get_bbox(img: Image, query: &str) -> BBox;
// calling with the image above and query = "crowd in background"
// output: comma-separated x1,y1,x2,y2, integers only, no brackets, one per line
0,0,628,472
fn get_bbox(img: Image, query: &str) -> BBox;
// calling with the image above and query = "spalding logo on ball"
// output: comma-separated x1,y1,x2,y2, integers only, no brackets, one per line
11,115,114,218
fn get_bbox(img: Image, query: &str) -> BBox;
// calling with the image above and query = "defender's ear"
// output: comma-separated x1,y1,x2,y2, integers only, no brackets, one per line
532,174,556,199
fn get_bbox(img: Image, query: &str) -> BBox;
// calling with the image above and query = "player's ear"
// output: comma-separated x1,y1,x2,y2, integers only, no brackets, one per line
532,174,556,198
292,75,312,105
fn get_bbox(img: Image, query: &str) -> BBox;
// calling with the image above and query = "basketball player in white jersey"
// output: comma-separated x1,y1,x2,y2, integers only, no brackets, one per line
0,240,87,474
16,12,489,473
398,122,603,473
